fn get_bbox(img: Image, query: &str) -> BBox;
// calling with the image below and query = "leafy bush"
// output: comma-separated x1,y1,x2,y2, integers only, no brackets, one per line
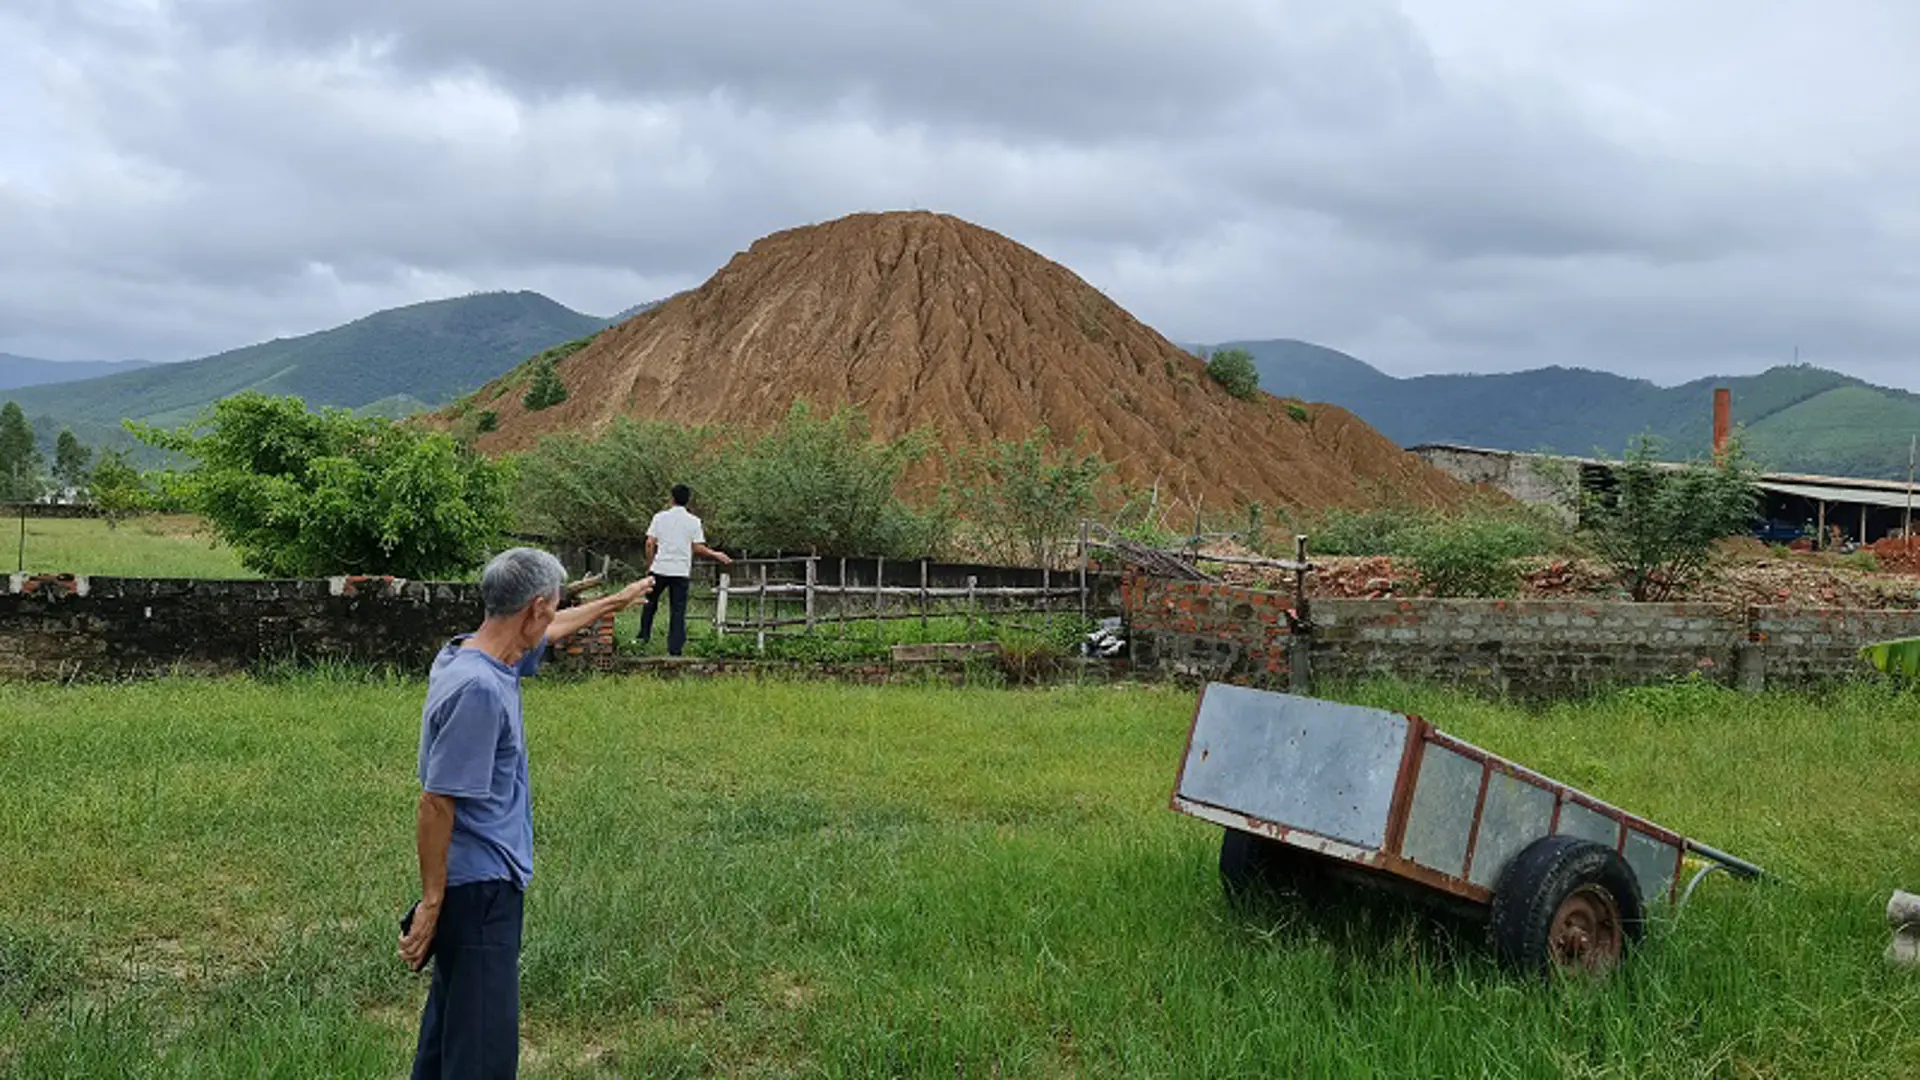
1836,551,1880,573
514,418,714,542
476,410,499,434
133,392,512,578
1205,348,1260,401
947,429,1111,566
1581,437,1759,601
1308,508,1426,556
86,450,152,526
1402,517,1547,597
712,404,949,557
1285,402,1310,423
522,359,569,411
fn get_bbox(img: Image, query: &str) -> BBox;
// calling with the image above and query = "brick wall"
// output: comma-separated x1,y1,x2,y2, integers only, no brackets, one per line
1120,574,1298,686
0,574,615,679
1123,572,1920,695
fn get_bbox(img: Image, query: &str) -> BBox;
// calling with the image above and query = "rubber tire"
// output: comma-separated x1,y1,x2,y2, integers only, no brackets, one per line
1489,835,1645,978
1219,828,1311,897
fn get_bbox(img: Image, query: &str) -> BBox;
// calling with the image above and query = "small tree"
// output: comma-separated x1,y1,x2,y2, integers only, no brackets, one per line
949,429,1111,566
522,359,569,411
1582,436,1759,601
54,430,92,495
133,392,512,578
0,401,44,501
1205,348,1260,401
87,450,150,527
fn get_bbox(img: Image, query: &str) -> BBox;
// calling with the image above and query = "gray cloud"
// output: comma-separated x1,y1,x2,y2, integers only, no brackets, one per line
0,0,1915,392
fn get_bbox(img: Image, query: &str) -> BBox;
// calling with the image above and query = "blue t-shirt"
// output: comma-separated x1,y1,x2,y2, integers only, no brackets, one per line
417,637,543,889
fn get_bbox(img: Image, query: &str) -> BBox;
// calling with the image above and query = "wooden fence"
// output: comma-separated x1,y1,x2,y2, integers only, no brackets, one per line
715,556,1087,652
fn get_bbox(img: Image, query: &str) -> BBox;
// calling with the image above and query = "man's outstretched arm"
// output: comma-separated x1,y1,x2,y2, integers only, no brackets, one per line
548,577,654,641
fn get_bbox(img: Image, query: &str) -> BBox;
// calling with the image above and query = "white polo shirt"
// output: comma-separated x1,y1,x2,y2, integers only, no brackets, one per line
647,505,705,577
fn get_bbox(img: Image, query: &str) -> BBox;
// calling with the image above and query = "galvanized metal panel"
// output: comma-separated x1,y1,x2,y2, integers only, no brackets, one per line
1177,684,1408,850
1624,829,1680,908
1400,745,1482,878
1466,772,1557,889
1556,800,1618,847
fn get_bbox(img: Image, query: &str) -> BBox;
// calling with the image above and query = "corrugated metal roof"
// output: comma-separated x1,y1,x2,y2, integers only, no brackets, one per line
1758,479,1920,510
1412,444,1920,502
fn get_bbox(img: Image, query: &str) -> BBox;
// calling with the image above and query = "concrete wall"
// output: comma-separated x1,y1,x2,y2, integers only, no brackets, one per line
1749,608,1920,687
1124,572,1920,695
0,574,614,679
1309,598,1740,696
1411,446,1579,525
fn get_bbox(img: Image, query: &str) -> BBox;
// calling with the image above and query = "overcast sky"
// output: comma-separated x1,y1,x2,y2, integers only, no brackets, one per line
3,1,1916,388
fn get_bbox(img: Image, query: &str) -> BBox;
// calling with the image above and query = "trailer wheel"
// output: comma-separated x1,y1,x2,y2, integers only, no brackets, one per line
1490,836,1644,977
1219,828,1312,897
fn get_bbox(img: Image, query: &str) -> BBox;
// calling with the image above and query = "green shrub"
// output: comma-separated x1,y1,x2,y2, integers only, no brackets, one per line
712,404,949,557
1402,517,1547,597
522,359,569,411
1836,551,1880,573
475,410,499,434
1286,402,1310,423
1205,348,1260,401
85,449,152,526
515,417,713,542
1308,508,1426,556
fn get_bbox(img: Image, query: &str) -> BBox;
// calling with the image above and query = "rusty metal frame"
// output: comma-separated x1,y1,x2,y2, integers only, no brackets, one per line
1171,690,1760,910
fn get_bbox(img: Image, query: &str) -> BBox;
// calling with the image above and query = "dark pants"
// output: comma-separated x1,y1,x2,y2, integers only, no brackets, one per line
412,880,524,1080
638,574,692,655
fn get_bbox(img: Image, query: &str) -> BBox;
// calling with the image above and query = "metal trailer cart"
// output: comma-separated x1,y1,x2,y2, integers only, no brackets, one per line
1170,684,1763,975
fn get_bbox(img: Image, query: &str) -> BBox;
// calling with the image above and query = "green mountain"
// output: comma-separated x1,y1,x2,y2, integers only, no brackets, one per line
1224,340,1920,479
10,291,609,454
0,354,154,391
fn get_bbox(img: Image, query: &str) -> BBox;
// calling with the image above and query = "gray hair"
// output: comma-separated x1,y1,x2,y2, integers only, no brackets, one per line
480,547,567,618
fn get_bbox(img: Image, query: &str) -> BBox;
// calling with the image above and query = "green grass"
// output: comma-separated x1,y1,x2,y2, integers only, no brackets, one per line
612,602,1088,663
2,676,1917,1077
10,514,254,578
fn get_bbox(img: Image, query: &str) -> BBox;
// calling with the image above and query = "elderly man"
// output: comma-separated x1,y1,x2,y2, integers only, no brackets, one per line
399,547,652,1079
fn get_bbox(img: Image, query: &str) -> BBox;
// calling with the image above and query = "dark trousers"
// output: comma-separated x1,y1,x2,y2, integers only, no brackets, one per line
411,880,524,1080
638,574,692,655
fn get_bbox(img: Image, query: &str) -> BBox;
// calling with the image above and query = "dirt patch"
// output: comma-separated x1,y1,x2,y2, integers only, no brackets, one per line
1867,536,1920,576
450,211,1469,515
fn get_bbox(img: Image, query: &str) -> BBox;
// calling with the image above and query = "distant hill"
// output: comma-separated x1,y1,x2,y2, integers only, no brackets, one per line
1222,340,1920,479
8,291,611,453
0,354,155,392
444,211,1471,515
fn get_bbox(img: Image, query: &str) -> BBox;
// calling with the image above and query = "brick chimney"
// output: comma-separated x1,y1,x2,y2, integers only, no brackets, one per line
1713,387,1731,458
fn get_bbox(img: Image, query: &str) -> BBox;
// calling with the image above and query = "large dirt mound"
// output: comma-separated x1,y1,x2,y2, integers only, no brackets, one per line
457,211,1466,513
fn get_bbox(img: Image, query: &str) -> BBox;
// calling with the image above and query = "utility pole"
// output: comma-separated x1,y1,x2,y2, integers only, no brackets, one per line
1906,434,1915,552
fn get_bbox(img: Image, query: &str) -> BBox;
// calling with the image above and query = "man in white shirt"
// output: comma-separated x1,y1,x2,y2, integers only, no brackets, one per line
640,484,733,655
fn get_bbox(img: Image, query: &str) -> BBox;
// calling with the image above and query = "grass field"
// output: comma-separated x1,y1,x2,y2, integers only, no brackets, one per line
2,676,1917,1078
10,515,253,579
